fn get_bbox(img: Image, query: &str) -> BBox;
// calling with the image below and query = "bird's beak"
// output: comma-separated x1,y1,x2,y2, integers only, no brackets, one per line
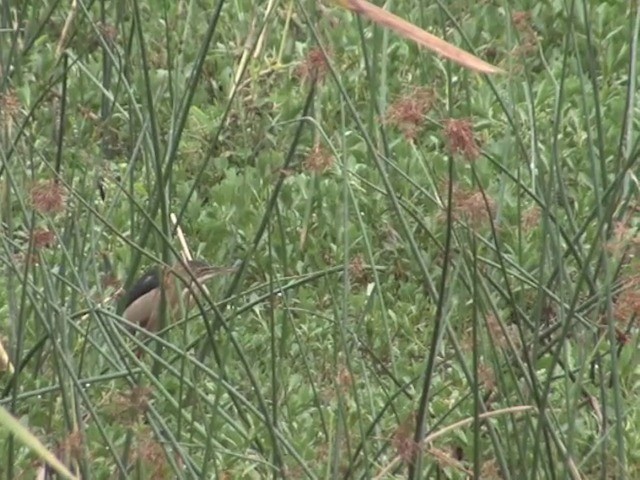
176,261,238,285
193,265,238,283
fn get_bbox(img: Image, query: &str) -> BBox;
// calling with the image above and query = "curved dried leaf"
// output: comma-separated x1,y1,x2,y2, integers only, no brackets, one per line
339,0,502,74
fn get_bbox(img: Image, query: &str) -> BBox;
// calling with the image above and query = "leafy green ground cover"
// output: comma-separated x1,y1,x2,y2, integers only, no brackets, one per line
1,0,639,478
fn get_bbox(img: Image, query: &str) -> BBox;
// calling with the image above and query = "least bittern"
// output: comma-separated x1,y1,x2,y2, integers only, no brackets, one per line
122,260,234,332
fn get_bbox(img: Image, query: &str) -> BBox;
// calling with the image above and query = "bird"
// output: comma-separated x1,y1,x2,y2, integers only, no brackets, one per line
122,259,235,333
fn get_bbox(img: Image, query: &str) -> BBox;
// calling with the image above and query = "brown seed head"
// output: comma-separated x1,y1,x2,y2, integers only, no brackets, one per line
441,184,496,228
477,362,496,391
392,419,420,464
349,253,369,285
296,47,330,83
481,459,502,480
304,142,334,174
511,11,538,58
486,314,521,351
111,386,153,424
30,180,67,215
0,89,20,118
336,364,353,392
132,429,170,478
443,118,480,161
31,228,56,249
613,275,640,325
386,87,435,140
0,89,21,133
521,206,541,232
60,430,84,461
511,11,532,30
98,22,118,44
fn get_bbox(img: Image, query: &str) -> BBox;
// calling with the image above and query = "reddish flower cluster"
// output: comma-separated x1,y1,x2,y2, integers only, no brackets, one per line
511,11,538,58
349,253,370,285
32,228,56,249
297,47,330,83
30,179,67,215
392,420,421,464
439,183,496,228
442,118,480,161
386,87,435,140
304,142,334,174
613,275,640,325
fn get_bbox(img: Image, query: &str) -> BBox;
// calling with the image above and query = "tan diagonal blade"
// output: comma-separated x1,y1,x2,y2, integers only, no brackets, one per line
338,0,502,74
